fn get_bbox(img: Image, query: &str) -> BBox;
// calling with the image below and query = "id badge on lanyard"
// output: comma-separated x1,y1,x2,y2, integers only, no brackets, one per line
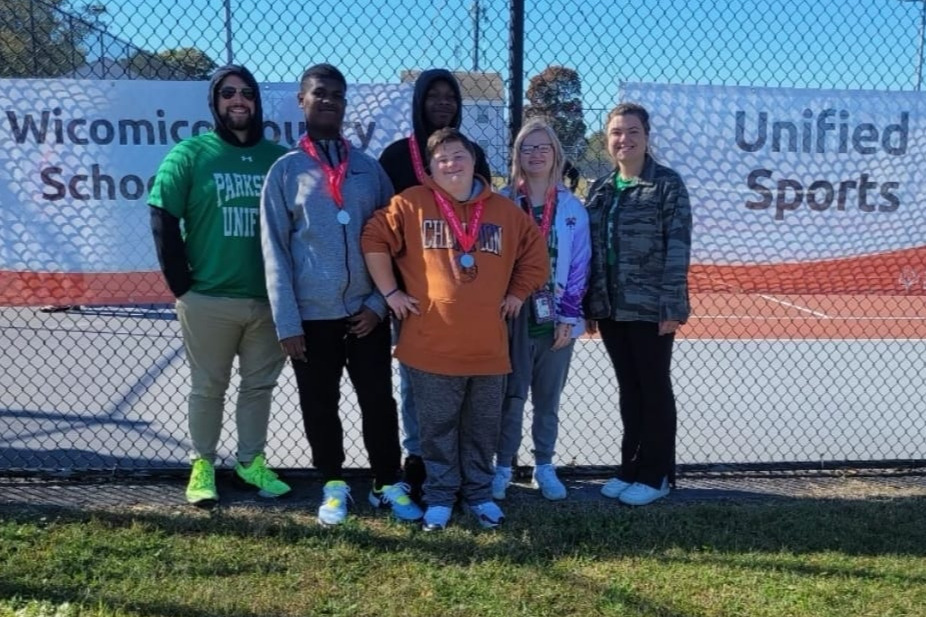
531,289,556,324
519,188,557,325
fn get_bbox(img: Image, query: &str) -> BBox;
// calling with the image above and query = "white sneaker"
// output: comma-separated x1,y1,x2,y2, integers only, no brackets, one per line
618,478,670,506
532,464,566,500
600,477,633,499
492,465,512,500
318,480,351,525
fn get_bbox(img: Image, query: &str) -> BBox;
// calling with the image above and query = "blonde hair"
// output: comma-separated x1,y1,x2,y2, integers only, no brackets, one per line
509,120,565,194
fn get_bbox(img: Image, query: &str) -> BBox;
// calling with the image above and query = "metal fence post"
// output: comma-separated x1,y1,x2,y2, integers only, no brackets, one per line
508,0,524,153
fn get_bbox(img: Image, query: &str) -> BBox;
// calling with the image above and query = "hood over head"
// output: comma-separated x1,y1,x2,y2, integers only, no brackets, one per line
411,69,463,157
208,64,264,146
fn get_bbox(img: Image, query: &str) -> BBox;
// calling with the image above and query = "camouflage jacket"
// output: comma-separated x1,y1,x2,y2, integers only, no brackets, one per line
583,156,692,323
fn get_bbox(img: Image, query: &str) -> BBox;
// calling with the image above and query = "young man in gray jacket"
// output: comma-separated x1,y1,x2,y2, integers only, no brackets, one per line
260,64,421,525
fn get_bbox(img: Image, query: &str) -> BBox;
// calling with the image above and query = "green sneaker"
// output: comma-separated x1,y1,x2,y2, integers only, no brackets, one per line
234,453,291,498
186,458,218,506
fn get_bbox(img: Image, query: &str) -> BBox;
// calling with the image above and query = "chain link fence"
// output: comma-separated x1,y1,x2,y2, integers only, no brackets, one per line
2,0,925,474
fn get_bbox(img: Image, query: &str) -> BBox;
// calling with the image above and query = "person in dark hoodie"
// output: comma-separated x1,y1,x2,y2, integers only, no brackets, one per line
377,69,492,502
149,65,291,507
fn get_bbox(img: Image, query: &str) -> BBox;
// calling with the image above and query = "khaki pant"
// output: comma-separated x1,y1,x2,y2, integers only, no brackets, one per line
175,291,285,464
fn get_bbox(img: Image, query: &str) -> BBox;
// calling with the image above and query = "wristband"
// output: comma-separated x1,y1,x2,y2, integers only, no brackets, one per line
384,288,400,299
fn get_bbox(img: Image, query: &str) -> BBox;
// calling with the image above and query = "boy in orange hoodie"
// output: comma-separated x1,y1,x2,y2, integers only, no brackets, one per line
362,128,548,531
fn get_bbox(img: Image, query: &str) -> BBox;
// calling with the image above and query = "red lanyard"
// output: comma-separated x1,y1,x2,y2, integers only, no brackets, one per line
408,134,427,184
519,184,557,239
299,135,350,208
432,189,485,255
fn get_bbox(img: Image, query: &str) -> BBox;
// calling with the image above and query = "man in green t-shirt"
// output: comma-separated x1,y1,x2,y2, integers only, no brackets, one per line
149,64,290,507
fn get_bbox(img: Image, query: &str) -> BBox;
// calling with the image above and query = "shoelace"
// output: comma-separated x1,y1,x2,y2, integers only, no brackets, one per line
190,474,212,490
381,482,412,504
251,464,280,486
324,485,352,505
190,464,213,489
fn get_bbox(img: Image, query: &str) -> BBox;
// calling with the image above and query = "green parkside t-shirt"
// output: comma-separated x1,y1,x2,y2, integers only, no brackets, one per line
149,132,286,299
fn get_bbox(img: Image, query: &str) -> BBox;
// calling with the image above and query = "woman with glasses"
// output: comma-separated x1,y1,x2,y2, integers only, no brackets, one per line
585,103,692,507
492,120,590,501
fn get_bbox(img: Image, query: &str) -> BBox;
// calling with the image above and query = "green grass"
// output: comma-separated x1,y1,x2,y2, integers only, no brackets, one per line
2,498,925,617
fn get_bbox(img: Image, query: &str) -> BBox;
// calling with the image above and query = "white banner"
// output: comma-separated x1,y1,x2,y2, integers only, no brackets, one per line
620,82,926,293
0,79,412,276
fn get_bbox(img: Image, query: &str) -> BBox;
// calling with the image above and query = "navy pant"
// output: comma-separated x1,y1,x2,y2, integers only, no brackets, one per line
291,318,401,487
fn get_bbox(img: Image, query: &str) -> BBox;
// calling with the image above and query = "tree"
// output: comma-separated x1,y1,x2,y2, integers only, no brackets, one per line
524,66,588,162
154,47,216,80
0,0,91,77
577,128,613,180
125,46,217,80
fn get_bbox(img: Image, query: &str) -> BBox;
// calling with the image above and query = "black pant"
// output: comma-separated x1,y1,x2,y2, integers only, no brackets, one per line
291,318,400,487
598,319,677,488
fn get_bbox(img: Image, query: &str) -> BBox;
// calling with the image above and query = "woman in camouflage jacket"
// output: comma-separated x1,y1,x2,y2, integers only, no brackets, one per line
584,103,692,507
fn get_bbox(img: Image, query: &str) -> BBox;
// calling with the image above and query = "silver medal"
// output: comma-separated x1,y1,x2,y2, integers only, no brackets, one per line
337,210,351,225
459,253,475,268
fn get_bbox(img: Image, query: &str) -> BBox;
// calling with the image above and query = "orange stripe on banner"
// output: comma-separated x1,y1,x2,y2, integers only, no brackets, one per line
579,294,926,340
0,271,172,306
690,246,926,295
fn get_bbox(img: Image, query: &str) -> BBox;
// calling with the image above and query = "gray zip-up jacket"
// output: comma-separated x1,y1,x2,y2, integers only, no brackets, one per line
583,155,692,323
260,142,394,340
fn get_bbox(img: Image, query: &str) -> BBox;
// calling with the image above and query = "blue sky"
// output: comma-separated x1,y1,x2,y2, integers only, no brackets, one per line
89,0,924,133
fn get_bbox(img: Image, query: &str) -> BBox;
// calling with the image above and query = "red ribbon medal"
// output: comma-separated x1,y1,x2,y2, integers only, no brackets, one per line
519,183,557,239
432,188,485,268
299,135,351,223
408,134,428,184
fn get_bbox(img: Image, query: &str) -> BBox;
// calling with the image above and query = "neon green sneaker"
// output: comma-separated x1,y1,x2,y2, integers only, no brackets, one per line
186,458,218,506
234,453,291,498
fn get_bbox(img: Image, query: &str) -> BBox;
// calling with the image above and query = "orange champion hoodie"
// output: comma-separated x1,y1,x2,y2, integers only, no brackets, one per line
361,178,549,376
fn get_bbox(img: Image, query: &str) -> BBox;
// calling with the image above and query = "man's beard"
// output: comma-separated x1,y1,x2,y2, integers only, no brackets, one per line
222,110,251,131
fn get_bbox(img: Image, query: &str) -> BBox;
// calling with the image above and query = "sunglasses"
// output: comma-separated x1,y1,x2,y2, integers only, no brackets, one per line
219,87,256,101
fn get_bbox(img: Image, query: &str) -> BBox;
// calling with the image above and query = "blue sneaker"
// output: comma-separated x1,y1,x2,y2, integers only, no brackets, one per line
532,464,567,500
422,505,452,531
618,478,670,506
468,501,505,529
492,465,512,500
369,482,423,522
318,480,351,525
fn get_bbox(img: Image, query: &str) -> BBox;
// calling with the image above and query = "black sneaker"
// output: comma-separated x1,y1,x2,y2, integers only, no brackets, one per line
403,455,426,505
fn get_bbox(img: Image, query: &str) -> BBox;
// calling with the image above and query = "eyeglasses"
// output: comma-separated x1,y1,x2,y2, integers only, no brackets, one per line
219,87,256,101
519,143,553,155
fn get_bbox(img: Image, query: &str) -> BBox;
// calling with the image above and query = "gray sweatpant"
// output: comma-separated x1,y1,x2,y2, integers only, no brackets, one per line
406,366,504,507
